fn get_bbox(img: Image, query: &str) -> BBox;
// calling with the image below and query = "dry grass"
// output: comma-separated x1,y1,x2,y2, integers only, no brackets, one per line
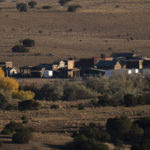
0,0,150,67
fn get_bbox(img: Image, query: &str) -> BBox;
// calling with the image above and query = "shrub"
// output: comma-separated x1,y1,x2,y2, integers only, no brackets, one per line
78,104,84,110
1,121,23,135
16,3,27,12
23,39,35,47
13,90,35,100
42,5,51,9
123,94,138,107
98,95,120,106
18,100,40,111
65,135,109,150
21,115,28,124
67,5,81,12
0,93,9,110
73,123,110,143
39,84,63,101
58,0,72,6
19,83,40,100
0,141,3,147
63,82,98,101
106,116,132,142
85,77,109,94
129,124,144,143
12,45,29,53
86,74,145,106
28,1,37,8
12,128,32,144
51,104,59,109
133,117,150,130
131,139,150,150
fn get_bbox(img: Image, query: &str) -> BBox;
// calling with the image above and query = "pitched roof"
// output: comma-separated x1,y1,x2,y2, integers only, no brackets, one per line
32,64,52,70
111,52,135,58
97,60,118,67
126,60,140,69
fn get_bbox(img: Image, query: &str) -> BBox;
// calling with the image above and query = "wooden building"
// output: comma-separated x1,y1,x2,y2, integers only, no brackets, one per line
97,60,122,70
143,59,150,69
0,61,13,68
67,68,80,78
111,52,136,59
75,56,102,69
126,60,143,69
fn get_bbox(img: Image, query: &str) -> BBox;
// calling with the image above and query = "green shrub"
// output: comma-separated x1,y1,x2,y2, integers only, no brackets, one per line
42,5,51,9
16,3,27,12
73,123,110,143
85,77,109,94
131,139,150,150
12,45,29,53
67,5,81,12
98,95,120,106
18,100,40,111
133,117,150,130
23,39,35,47
78,104,84,110
0,93,9,110
51,104,59,109
123,94,138,106
106,116,132,142
12,128,32,144
1,121,23,135
21,115,28,124
129,124,144,143
63,82,98,101
58,0,72,6
86,74,145,106
28,1,37,8
65,135,108,150
0,141,3,148
39,84,63,101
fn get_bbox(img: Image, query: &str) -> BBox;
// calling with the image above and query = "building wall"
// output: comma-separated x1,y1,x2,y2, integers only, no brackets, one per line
139,60,143,69
67,60,74,70
52,64,58,71
114,62,122,70
59,61,65,68
5,62,13,68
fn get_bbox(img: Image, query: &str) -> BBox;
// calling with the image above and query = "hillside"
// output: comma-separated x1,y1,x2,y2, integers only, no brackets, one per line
0,0,150,67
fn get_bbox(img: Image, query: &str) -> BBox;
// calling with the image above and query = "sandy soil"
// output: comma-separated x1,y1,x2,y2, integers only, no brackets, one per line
0,0,150,67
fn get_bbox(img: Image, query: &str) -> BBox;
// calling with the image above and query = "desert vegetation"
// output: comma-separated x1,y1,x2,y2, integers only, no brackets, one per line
1,121,33,144
20,73,150,107
16,3,28,12
67,5,81,12
64,116,150,150
12,38,35,53
12,45,29,53
22,39,35,47
0,68,36,111
28,1,37,8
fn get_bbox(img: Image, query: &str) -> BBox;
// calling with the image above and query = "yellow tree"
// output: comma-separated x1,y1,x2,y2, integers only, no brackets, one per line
0,67,19,92
0,67,4,78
